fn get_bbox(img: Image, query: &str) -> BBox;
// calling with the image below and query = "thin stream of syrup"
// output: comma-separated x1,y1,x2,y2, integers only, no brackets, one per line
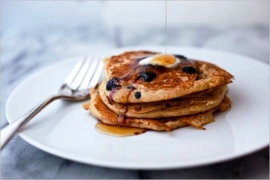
165,0,168,54
117,81,136,125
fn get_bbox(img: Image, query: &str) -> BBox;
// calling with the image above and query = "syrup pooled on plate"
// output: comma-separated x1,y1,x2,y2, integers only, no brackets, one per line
95,122,146,137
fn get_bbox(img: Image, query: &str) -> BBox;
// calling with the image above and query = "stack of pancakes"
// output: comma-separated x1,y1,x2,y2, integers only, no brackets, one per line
83,51,234,131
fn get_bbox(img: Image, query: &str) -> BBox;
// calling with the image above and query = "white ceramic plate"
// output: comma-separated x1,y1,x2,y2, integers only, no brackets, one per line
6,46,269,170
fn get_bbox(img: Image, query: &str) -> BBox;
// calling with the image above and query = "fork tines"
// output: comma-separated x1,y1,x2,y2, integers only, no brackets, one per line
64,56,103,90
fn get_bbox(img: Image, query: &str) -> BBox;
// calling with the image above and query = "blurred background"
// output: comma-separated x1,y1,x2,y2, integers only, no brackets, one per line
1,1,269,60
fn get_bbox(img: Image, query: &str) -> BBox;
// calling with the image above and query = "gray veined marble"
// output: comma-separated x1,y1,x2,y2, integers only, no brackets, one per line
1,3,269,178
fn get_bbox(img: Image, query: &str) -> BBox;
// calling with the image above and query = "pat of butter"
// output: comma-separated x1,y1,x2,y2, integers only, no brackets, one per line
139,54,180,68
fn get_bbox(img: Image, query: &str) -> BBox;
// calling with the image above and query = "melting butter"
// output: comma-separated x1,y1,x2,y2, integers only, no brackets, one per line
139,54,180,68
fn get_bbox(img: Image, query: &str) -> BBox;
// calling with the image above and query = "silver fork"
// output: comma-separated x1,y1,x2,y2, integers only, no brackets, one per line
0,56,103,149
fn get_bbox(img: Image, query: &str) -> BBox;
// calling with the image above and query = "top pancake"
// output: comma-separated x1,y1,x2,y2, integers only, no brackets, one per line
103,51,234,103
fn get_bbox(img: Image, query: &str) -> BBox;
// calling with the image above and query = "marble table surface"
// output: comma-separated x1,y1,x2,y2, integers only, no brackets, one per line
1,23,269,179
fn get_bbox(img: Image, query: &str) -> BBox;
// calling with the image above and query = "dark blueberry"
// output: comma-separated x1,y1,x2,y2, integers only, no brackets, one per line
135,92,141,99
127,85,135,90
182,66,197,74
106,77,119,91
174,54,187,60
138,72,156,82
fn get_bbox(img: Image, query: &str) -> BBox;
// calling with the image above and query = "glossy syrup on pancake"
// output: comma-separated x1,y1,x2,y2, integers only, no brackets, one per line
106,53,197,91
106,53,196,125
106,53,196,101
104,51,233,104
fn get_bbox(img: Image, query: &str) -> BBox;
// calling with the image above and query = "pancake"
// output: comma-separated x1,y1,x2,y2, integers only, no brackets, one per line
99,80,228,118
103,51,234,103
86,89,231,131
83,50,234,132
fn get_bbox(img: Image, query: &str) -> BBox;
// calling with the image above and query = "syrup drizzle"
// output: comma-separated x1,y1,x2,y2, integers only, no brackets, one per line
117,82,135,125
96,122,146,137
109,88,116,103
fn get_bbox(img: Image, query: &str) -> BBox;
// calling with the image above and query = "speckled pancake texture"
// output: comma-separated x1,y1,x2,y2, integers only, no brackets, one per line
87,89,231,131
99,80,228,118
103,51,233,103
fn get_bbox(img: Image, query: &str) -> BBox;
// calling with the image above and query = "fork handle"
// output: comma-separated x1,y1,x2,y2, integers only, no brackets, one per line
1,95,63,149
